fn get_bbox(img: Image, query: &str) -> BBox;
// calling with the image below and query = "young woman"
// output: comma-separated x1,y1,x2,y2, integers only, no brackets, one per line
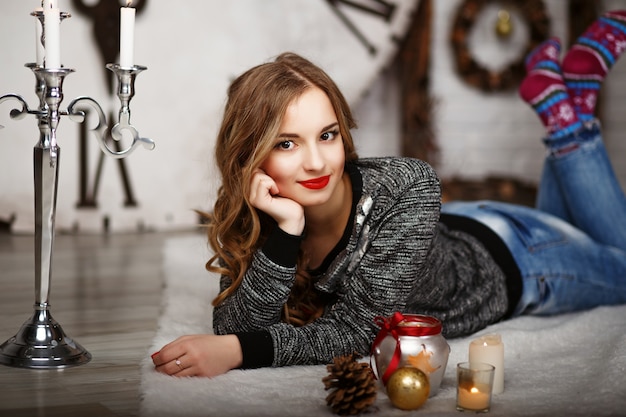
152,11,626,378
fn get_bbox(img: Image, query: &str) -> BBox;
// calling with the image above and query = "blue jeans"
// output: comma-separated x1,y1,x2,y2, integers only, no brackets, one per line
442,121,626,317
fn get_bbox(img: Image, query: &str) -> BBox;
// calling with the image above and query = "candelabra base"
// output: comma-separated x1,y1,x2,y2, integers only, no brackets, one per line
0,306,91,369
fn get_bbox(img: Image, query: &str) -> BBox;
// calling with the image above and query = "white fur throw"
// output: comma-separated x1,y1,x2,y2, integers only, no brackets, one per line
140,235,626,417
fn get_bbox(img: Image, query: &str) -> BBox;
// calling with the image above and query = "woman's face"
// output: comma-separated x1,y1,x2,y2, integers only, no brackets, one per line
260,87,346,208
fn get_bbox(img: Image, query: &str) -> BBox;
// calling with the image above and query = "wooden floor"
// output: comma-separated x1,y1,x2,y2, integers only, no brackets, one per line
0,230,195,417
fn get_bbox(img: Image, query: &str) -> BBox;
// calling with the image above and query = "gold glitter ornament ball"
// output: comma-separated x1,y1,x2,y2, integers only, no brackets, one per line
386,366,430,410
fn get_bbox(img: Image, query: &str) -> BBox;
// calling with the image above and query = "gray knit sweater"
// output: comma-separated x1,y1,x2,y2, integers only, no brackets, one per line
213,157,509,367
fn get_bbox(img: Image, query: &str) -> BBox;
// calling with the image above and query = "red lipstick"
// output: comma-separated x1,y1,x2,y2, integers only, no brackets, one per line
299,175,330,190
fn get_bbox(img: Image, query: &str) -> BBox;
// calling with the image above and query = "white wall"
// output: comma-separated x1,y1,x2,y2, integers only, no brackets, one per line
1,0,625,234
0,0,415,233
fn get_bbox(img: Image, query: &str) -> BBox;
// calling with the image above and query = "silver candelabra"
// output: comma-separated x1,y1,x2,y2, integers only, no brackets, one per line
0,9,154,369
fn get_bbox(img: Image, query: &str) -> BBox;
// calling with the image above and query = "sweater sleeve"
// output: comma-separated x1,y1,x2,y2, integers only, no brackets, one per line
222,228,301,367
212,227,301,335
262,226,302,267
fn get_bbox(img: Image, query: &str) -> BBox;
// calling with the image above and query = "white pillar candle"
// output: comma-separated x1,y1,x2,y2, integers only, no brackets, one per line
35,9,45,66
119,3,136,68
43,0,61,68
469,334,504,394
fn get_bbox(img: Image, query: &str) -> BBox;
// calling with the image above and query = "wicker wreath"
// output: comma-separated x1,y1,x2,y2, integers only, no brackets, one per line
450,0,550,92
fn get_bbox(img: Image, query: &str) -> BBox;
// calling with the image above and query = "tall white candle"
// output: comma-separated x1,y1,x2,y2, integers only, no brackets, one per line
469,334,504,394
120,3,136,68
43,0,61,68
35,9,45,66
43,0,56,9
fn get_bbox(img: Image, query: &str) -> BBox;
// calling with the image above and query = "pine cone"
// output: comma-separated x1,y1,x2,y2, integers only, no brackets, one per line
322,352,378,415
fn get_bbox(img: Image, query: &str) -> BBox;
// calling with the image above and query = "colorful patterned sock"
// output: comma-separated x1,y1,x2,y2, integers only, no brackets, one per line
519,37,582,139
562,10,626,121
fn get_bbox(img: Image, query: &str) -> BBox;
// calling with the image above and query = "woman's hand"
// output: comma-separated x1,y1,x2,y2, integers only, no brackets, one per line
151,334,243,378
249,169,304,235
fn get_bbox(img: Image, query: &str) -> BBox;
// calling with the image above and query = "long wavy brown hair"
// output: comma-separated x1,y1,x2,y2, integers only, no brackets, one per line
204,52,358,326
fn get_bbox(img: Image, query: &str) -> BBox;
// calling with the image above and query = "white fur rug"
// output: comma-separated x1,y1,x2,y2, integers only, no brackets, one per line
140,235,626,417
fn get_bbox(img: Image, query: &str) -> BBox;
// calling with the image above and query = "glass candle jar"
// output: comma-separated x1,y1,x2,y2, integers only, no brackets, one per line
372,312,450,396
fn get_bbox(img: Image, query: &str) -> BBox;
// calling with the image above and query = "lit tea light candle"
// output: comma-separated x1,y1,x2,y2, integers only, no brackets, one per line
456,362,495,412
43,0,61,68
457,384,491,411
469,333,504,394
120,0,136,67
